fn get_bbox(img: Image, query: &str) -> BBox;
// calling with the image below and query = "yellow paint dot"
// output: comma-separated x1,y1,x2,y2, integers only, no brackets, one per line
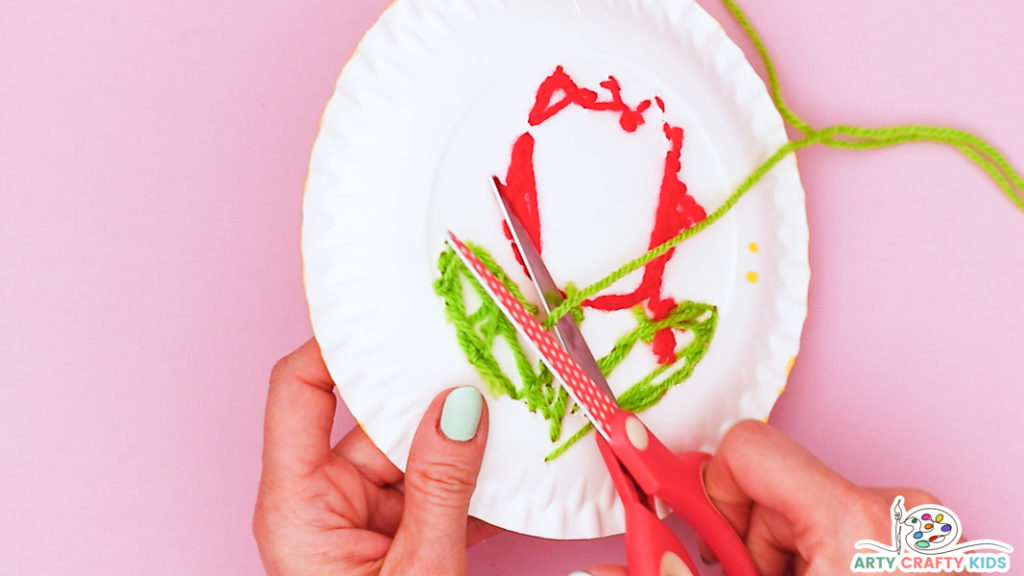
749,242,759,253
746,271,759,283
786,356,796,377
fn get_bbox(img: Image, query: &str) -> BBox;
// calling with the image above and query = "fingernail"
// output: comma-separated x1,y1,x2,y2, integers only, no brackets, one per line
566,572,592,576
440,386,483,441
662,552,694,576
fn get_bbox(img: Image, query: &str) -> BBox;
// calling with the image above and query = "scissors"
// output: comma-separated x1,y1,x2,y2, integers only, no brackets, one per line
445,179,759,576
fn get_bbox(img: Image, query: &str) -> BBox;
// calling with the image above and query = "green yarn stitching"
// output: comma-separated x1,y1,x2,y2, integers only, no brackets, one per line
435,244,568,442
435,244,718,458
434,0,1024,459
544,300,717,461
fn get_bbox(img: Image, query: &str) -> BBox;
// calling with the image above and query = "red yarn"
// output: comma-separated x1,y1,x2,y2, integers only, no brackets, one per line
527,66,651,132
585,124,706,363
495,67,707,364
495,134,541,270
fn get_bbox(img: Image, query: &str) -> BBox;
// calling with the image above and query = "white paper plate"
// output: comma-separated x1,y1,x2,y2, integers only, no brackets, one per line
303,0,809,539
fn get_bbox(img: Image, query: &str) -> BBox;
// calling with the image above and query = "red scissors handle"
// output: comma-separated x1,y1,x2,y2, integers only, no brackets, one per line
604,410,759,576
598,438,700,576
445,230,755,574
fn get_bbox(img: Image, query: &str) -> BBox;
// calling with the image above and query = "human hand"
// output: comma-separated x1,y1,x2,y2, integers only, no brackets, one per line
253,339,493,576
576,420,967,576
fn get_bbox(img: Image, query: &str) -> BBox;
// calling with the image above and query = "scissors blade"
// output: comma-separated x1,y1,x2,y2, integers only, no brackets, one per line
490,177,617,404
446,231,620,438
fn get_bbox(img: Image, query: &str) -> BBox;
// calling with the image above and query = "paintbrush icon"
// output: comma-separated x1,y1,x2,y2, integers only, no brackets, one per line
892,496,905,555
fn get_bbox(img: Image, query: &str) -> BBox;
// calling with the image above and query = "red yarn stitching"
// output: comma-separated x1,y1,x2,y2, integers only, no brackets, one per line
495,133,540,269
586,124,707,363
527,66,652,132
494,66,707,364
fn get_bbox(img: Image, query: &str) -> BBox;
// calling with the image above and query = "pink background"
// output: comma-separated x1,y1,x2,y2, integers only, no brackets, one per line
2,1,1022,574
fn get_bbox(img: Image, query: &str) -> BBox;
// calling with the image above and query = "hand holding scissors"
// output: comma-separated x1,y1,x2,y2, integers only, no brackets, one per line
445,180,759,576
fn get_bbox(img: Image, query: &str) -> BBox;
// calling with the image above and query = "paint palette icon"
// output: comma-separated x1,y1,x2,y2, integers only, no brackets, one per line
856,496,1013,560
904,506,961,552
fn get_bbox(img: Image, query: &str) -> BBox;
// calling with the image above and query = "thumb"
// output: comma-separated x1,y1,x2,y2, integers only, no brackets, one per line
385,386,489,576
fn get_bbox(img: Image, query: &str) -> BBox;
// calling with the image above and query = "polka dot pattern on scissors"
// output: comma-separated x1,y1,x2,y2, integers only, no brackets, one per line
448,233,618,433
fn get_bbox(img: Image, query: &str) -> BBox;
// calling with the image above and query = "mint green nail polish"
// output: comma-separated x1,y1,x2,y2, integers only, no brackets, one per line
440,386,483,441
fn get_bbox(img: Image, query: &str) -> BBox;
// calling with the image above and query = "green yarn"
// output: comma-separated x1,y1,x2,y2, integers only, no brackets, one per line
544,300,717,461
435,0,1024,459
435,243,718,458
435,244,568,442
